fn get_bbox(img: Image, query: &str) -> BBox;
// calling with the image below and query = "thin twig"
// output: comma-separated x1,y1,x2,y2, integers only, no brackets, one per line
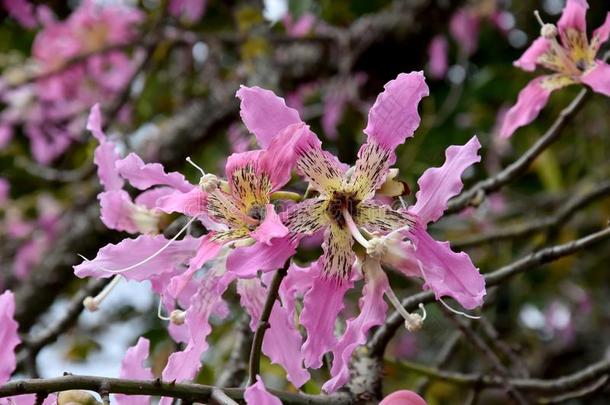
210,388,239,405
368,226,610,354
478,316,529,378
0,375,351,405
446,88,591,215
416,331,462,395
247,261,290,386
538,375,609,404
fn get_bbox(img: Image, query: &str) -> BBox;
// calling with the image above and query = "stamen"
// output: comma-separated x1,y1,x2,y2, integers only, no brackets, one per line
385,285,425,332
534,10,558,39
169,309,186,325
186,156,206,176
88,216,197,275
533,10,545,27
399,196,408,210
341,208,370,248
439,297,481,320
83,275,122,312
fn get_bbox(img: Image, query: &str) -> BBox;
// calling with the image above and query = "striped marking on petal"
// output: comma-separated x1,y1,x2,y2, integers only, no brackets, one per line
562,28,594,70
350,142,392,200
296,142,345,195
211,227,250,242
229,162,272,212
321,222,354,281
207,190,252,228
355,201,415,234
282,198,329,237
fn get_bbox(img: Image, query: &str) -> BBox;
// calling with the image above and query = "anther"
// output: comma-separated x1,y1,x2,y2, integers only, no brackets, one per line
366,237,389,258
83,296,99,312
82,275,123,312
170,309,186,325
534,10,557,39
200,173,220,192
385,285,425,332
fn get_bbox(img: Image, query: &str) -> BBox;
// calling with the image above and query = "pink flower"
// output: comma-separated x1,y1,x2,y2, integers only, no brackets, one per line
277,72,484,392
500,0,610,138
0,177,9,206
427,35,448,80
244,376,282,405
379,390,427,405
0,290,19,384
449,8,480,56
2,0,37,28
169,0,206,23
116,338,154,405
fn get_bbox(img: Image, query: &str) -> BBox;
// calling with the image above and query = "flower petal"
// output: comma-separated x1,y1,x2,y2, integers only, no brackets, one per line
514,37,551,72
282,198,328,236
73,234,199,281
379,390,427,405
98,190,138,233
116,153,193,192
411,227,485,310
499,77,554,138
237,278,310,388
590,13,610,54
557,0,588,37
296,133,347,195
350,141,393,199
116,337,153,405
321,222,355,280
0,290,19,384
236,85,302,148
300,259,353,369
411,136,481,225
88,105,124,191
427,35,448,79
449,8,480,56
250,204,289,245
226,237,296,278
226,150,272,210
323,260,389,393
356,200,414,234
363,72,428,164
581,61,610,96
156,188,207,217
244,376,282,405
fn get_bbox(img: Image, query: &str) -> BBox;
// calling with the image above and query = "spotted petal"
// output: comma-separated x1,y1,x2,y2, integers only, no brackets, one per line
356,200,414,234
282,198,328,237
296,133,347,195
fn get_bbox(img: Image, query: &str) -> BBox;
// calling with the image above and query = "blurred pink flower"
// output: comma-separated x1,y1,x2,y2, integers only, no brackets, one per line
500,0,610,138
283,12,316,37
2,0,37,28
0,177,9,205
450,8,480,56
0,290,19,384
169,0,206,23
427,35,448,80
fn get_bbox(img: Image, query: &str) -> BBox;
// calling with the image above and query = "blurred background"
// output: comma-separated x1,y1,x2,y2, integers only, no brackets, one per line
1,0,610,403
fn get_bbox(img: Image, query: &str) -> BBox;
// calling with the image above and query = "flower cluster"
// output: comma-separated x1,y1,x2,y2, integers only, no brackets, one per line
69,71,485,400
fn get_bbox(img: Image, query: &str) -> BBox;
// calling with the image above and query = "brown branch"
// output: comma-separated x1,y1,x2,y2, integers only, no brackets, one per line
368,226,610,355
415,331,462,395
216,317,253,388
247,262,289,386
445,88,591,215
0,375,350,405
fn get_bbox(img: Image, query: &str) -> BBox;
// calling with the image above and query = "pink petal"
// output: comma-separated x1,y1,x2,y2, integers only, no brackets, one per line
116,337,153,405
156,187,207,217
449,8,480,56
134,187,174,209
499,77,552,138
0,290,19,384
87,105,125,191
277,262,313,320
116,153,193,192
322,94,346,139
237,278,310,387
591,13,610,51
514,37,551,72
411,136,481,225
411,227,485,310
557,0,588,37
300,260,353,369
379,390,428,405
3,0,38,28
581,61,610,96
244,376,282,405
250,204,289,245
73,234,199,281
162,269,233,382
323,261,389,393
98,190,138,233
86,104,106,142
236,85,302,148
226,237,296,278
427,35,448,79
167,234,224,298
169,0,206,23
363,72,429,162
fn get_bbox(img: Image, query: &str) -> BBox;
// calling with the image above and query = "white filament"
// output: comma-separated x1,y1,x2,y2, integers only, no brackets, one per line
83,275,123,311
186,156,206,176
439,297,481,320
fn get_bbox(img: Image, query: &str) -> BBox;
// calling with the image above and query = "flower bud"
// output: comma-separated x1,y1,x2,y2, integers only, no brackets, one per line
57,390,102,405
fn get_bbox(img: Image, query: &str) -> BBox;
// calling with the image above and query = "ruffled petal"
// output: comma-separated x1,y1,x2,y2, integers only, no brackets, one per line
363,72,428,163
499,77,553,138
244,376,282,405
557,0,588,38
250,204,289,245
323,260,389,393
98,190,138,233
73,234,199,281
581,61,610,96
87,103,107,143
88,104,124,191
295,132,347,195
134,187,174,209
226,237,296,278
156,188,207,217
379,390,428,405
237,278,310,387
411,227,485,310
411,136,481,225
162,268,234,382
590,13,610,54
116,337,153,405
0,290,19,383
427,35,448,79
300,259,353,369
236,85,302,148
514,37,551,72
116,153,193,192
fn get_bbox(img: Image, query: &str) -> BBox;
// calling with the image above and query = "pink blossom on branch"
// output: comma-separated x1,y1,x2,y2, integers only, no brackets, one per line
500,0,610,138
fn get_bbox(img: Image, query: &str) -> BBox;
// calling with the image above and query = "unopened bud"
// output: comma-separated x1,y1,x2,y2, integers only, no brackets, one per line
541,23,557,39
83,296,98,312
170,309,186,325
200,174,219,192
58,390,101,405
